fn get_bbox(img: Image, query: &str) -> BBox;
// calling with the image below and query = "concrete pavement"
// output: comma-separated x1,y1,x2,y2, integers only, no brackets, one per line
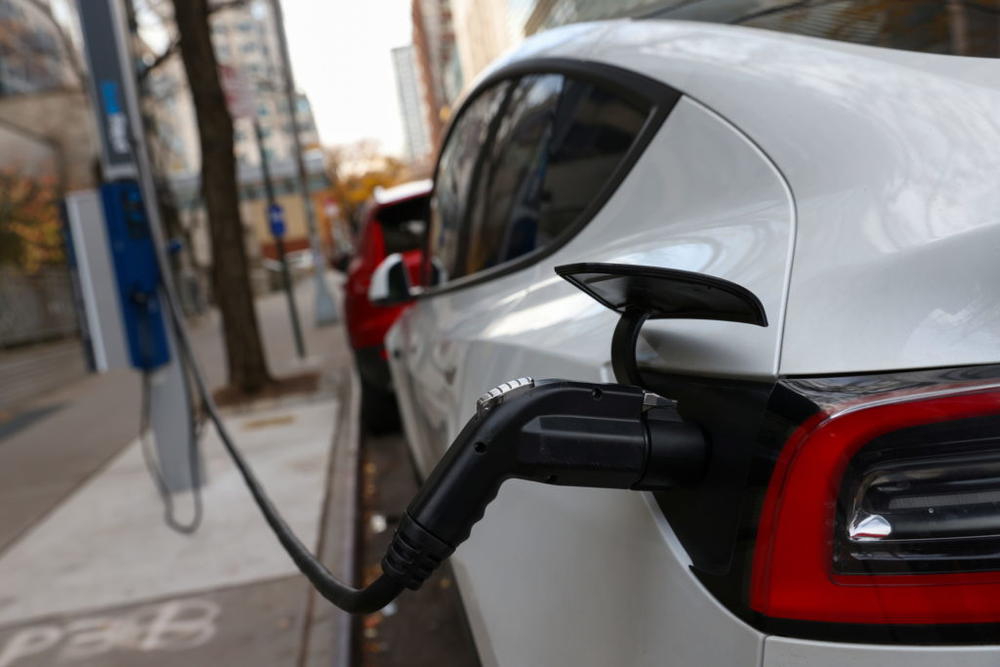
0,273,361,666
0,398,338,625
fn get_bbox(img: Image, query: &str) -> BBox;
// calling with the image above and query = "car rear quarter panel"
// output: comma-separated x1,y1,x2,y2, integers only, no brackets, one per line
588,21,1000,375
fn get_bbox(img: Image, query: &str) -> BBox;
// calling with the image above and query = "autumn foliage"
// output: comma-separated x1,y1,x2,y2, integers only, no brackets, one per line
0,169,63,273
325,140,428,225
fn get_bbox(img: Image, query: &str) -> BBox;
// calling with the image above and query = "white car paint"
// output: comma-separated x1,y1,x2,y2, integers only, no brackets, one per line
584,21,1000,375
387,19,1000,667
391,94,786,667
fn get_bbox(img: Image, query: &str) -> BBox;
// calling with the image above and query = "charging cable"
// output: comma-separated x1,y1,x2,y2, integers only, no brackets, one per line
138,365,203,534
159,279,405,612
159,265,707,612
133,288,203,534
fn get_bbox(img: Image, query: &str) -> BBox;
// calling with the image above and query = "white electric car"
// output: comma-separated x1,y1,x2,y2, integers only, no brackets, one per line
376,6,1000,666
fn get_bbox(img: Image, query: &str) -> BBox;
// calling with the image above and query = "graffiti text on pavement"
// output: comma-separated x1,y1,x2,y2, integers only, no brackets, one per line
0,597,220,667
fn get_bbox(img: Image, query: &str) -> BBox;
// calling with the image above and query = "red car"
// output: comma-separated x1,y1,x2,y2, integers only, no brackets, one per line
343,180,430,431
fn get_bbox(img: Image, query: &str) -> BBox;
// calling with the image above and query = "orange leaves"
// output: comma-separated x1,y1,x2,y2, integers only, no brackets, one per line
0,168,63,272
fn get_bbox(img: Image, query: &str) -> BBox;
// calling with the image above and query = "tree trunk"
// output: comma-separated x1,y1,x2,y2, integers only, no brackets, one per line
170,0,272,393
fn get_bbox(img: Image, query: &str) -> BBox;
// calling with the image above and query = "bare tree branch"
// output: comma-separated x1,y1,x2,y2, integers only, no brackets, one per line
139,38,180,81
136,0,250,81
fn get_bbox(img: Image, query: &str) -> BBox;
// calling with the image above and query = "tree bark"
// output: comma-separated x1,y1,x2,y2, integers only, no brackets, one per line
170,0,272,393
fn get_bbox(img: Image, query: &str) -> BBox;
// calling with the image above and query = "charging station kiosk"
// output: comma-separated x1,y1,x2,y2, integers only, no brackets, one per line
69,0,201,493
66,182,171,372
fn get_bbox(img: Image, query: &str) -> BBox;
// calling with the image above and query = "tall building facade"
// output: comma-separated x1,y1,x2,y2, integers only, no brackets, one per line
392,45,432,164
206,1,328,266
0,0,75,96
524,0,667,34
208,1,320,169
411,0,461,152
450,0,518,88
444,0,686,94
141,0,323,182
137,0,331,288
0,0,88,187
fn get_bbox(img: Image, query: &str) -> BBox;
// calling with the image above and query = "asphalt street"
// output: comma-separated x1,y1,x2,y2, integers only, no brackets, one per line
357,432,480,667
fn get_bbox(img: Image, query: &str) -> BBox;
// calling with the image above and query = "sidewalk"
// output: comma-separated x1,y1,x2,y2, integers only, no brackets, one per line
0,338,88,417
0,273,360,666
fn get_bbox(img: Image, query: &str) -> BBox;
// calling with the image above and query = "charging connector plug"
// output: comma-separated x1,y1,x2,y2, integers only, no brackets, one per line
380,378,706,592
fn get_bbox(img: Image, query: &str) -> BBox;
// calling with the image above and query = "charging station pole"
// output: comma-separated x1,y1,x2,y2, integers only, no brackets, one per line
76,0,201,493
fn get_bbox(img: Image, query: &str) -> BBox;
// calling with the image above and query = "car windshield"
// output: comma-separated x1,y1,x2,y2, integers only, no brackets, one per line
645,0,1000,58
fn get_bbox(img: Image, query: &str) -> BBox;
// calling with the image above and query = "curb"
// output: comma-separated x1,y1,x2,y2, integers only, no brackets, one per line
298,363,362,667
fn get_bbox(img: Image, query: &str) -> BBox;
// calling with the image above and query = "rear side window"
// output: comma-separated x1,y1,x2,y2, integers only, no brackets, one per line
430,71,651,283
465,74,565,275
428,83,510,282
466,76,649,277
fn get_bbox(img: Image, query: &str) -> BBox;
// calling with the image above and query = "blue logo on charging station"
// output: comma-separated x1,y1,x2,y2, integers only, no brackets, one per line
268,203,286,238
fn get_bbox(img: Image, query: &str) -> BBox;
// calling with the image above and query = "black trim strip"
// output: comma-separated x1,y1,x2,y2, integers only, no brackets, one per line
418,57,682,299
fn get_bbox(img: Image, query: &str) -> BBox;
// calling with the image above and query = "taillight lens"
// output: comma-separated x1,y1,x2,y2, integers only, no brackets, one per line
837,418,1000,575
752,386,1000,624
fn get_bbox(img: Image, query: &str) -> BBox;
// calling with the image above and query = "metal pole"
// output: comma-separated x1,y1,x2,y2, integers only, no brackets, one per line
254,118,306,359
268,0,339,326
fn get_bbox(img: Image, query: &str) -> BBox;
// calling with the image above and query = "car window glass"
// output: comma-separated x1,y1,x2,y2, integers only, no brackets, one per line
427,83,509,283
465,74,563,275
382,219,426,255
377,196,428,255
462,75,650,277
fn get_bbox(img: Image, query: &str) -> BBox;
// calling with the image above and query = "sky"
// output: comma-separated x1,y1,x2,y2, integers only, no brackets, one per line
280,0,413,156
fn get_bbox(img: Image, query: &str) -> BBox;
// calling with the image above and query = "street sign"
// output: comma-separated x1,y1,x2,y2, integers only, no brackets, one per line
268,203,286,238
219,64,257,120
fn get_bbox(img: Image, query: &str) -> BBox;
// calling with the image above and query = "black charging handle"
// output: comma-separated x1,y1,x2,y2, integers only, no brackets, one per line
369,263,769,604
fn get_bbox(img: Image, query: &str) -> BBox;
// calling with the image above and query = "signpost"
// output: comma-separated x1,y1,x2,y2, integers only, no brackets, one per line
254,120,305,359
222,64,305,359
269,0,339,326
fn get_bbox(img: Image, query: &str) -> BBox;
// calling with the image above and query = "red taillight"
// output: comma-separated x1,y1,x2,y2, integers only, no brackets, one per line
751,386,1000,624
